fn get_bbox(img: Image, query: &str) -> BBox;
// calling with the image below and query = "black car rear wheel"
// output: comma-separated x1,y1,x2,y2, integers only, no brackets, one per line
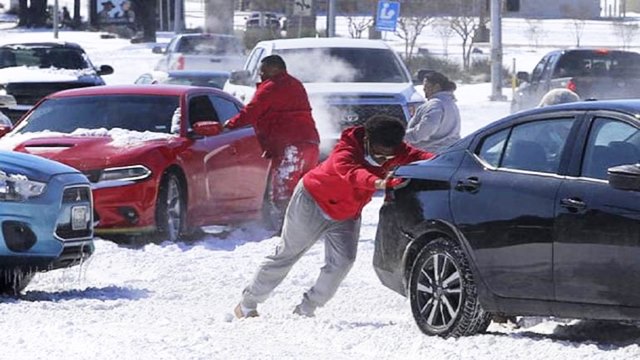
408,237,491,337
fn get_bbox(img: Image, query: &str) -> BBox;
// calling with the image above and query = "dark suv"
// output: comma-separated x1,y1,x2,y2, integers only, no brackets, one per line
374,100,640,337
0,42,113,123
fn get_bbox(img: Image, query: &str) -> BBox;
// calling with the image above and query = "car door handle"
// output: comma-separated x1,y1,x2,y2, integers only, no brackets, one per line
210,58,221,63
560,197,586,210
455,177,481,192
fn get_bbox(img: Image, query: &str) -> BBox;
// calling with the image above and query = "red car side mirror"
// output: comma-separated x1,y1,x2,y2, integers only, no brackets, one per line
0,125,11,138
192,121,223,137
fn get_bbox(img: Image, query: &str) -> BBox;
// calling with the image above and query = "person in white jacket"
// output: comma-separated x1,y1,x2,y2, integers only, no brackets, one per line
405,71,461,153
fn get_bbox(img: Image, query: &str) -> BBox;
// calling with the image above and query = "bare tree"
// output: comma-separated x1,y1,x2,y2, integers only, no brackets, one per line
434,18,454,58
347,16,373,39
561,4,592,47
395,15,433,61
612,20,640,49
444,0,486,72
525,19,546,48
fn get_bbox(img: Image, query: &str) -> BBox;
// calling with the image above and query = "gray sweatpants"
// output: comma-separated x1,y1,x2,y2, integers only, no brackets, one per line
240,181,361,311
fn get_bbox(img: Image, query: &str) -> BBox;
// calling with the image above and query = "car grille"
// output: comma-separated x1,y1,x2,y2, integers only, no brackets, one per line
7,82,97,105
333,104,407,128
55,185,92,240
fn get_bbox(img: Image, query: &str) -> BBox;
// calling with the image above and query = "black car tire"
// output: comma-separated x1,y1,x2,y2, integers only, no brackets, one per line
0,270,34,295
155,172,186,242
408,237,491,337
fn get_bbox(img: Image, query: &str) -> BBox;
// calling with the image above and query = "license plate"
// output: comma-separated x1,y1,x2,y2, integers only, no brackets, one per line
71,206,88,231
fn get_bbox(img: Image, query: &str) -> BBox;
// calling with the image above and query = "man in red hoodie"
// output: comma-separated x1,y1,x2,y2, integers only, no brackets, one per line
225,55,320,232
234,115,433,318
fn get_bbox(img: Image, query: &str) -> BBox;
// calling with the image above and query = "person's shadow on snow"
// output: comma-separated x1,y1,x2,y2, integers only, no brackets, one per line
6,285,150,302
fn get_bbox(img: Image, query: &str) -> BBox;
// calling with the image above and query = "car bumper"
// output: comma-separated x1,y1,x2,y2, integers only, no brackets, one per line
92,177,158,235
0,173,94,271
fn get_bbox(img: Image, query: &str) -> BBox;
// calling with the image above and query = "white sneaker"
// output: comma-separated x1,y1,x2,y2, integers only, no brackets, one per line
293,303,315,317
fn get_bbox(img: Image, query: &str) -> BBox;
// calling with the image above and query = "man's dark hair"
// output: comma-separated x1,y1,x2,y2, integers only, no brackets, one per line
260,55,286,70
424,71,456,92
364,115,406,148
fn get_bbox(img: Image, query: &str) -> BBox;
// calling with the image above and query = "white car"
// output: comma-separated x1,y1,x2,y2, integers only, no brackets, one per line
223,37,425,156
152,33,246,72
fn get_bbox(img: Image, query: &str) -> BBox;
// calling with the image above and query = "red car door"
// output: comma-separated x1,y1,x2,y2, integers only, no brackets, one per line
209,94,269,216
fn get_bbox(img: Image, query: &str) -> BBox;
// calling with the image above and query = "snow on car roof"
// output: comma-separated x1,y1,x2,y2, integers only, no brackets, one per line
261,37,392,50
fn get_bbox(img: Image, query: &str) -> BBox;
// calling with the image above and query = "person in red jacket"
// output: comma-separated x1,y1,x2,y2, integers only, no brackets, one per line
225,55,320,232
234,115,433,318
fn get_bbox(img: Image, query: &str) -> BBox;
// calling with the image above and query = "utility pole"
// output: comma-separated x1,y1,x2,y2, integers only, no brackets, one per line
490,0,506,101
327,0,336,37
174,0,183,33
53,0,59,39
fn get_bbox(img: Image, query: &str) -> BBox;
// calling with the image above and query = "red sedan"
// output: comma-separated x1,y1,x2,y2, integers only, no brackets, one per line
0,85,270,241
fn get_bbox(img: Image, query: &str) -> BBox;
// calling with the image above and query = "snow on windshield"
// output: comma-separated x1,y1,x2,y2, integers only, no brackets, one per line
0,66,95,82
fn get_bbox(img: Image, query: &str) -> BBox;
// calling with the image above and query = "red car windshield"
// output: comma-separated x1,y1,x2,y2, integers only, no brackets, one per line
15,95,180,134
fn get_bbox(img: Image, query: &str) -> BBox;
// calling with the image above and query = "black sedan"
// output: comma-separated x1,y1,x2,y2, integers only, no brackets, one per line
374,99,640,337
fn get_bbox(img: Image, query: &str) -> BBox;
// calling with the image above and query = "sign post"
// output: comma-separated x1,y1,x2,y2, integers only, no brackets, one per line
375,0,400,32
293,0,313,38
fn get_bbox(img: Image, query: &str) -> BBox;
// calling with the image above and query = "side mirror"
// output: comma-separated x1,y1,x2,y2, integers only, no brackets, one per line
229,70,252,86
608,163,640,191
0,125,11,138
152,46,165,54
98,65,114,76
192,121,223,137
516,71,530,83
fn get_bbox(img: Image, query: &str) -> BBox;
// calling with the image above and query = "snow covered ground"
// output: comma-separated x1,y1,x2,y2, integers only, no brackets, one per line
1,13,640,360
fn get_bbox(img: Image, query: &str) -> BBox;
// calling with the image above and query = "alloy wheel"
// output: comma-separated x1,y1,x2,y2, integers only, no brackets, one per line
415,252,463,332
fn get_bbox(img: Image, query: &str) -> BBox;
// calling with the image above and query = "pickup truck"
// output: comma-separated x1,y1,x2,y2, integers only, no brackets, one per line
153,33,246,72
223,37,425,156
511,48,640,113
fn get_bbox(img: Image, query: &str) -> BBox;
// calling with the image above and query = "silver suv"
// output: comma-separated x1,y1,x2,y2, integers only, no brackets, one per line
224,37,424,155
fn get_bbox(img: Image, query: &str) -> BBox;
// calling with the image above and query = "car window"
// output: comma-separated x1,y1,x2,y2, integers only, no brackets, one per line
275,47,410,83
581,117,640,180
209,95,239,122
15,95,179,134
0,46,89,70
188,95,218,127
177,36,243,55
245,47,264,79
530,55,550,83
553,50,640,78
500,118,575,173
477,128,509,167
135,74,152,84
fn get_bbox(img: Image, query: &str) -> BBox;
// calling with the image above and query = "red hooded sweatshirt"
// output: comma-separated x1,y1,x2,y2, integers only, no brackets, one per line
303,126,433,221
225,71,320,154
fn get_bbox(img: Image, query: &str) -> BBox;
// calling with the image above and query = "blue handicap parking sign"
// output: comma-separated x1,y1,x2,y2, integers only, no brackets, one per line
375,1,400,32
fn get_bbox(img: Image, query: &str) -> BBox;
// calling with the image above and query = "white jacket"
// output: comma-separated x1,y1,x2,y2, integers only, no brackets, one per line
405,91,461,153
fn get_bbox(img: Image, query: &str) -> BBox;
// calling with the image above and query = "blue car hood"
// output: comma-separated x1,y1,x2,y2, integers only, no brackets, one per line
0,150,79,182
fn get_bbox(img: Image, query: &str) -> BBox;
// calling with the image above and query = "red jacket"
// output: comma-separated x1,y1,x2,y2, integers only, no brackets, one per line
303,126,433,221
226,71,320,154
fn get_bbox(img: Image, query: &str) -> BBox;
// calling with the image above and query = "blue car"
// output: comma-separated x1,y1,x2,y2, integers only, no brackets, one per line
0,150,93,294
